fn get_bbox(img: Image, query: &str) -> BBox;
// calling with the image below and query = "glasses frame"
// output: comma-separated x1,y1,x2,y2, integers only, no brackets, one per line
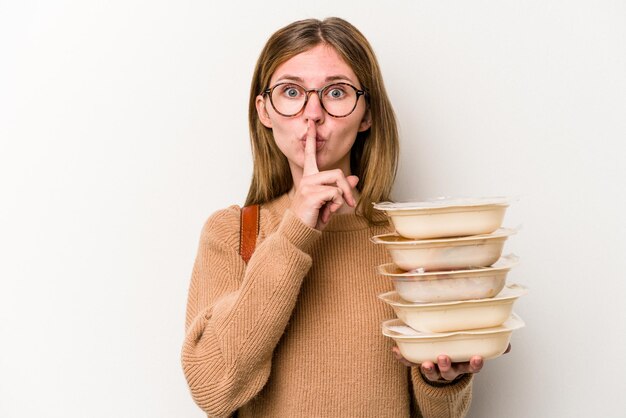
263,82,367,118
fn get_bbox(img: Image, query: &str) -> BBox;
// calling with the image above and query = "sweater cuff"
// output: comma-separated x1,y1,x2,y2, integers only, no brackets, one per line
276,209,321,253
411,367,473,398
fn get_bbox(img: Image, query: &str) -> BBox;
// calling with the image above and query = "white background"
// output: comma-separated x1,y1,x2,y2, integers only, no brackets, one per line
1,1,625,417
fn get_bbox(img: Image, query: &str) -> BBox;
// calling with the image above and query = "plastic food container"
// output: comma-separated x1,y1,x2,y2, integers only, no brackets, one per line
371,228,516,271
377,255,518,303
373,197,511,239
378,283,527,332
381,314,524,364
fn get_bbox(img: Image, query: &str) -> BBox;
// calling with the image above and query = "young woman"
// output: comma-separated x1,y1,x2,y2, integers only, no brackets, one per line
182,17,483,418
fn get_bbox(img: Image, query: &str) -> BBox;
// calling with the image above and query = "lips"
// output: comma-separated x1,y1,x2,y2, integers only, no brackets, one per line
300,133,326,150
300,132,326,142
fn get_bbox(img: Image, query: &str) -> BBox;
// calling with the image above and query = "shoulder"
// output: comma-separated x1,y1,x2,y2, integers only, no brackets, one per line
199,205,242,250
197,194,289,248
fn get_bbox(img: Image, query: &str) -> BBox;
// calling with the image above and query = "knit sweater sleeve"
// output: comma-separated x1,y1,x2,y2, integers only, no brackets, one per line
181,206,321,417
411,368,473,418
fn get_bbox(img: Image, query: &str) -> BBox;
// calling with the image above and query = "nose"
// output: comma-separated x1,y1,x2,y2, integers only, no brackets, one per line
302,90,325,123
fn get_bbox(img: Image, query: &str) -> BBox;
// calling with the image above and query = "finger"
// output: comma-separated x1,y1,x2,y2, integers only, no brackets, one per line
346,175,359,207
306,170,358,207
312,186,345,212
328,189,346,213
321,196,343,224
311,187,345,228
437,355,459,381
346,175,359,189
303,120,319,176
391,346,414,367
420,361,440,381
468,356,484,374
299,186,344,220
391,346,401,358
331,174,356,207
321,203,332,224
334,175,358,207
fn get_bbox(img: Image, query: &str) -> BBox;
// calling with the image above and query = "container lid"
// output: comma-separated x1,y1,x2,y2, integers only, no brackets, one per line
382,313,525,339
371,227,517,246
373,196,514,211
378,283,528,307
377,254,519,277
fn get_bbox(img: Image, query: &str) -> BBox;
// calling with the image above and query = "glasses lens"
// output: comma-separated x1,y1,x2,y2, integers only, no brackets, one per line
270,84,307,116
270,83,360,117
320,84,358,117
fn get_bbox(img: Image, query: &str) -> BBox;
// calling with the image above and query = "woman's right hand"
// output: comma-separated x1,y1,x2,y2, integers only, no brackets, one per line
290,120,359,230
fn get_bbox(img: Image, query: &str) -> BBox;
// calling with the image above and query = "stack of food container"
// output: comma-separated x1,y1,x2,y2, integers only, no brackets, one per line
372,197,526,364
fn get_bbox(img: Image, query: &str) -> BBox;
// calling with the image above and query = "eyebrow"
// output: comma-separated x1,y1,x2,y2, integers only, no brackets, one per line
274,74,356,84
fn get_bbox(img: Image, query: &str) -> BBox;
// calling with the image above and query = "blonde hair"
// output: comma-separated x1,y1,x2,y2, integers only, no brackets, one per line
245,17,399,224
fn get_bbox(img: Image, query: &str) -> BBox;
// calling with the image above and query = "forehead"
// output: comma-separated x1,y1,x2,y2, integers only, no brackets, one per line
270,44,359,86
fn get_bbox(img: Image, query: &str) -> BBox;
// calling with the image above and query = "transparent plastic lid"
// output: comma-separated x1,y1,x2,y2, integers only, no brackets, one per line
378,283,528,307
377,254,519,277
382,313,525,338
373,196,514,211
371,227,517,245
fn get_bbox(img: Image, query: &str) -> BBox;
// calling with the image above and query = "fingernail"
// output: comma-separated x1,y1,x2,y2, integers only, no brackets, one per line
476,358,483,368
423,366,432,372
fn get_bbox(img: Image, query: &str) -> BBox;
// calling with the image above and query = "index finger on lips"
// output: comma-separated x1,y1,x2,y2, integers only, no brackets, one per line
303,120,319,176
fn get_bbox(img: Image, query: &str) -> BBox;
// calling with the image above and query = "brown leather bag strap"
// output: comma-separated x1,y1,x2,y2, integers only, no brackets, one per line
239,204,260,263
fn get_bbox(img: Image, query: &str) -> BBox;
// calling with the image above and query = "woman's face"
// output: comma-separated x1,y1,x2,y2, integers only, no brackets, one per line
256,44,371,177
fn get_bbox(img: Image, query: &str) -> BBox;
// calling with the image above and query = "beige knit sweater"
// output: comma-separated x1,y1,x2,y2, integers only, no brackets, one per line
182,193,473,418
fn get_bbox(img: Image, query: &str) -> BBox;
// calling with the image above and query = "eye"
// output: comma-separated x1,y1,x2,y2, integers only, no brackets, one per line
280,84,303,99
325,85,347,99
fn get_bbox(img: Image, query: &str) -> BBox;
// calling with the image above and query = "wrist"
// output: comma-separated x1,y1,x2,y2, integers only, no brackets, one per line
277,209,321,251
419,370,467,387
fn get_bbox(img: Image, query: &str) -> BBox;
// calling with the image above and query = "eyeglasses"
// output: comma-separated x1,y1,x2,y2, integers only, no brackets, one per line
263,82,367,118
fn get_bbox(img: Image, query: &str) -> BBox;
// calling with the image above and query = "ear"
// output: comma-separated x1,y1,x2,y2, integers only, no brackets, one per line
358,109,371,132
256,95,273,129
